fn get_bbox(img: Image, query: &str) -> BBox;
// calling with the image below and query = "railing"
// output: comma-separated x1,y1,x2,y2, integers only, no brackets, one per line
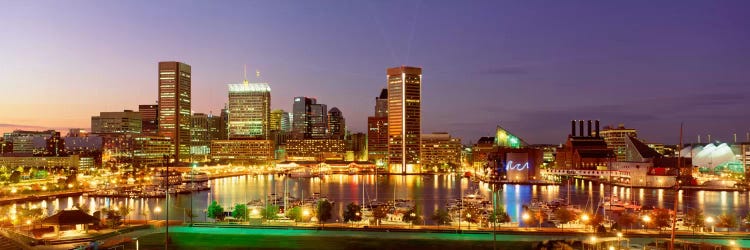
542,169,631,178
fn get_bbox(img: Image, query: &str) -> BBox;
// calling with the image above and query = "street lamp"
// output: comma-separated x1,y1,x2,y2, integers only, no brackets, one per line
642,215,651,231
705,216,715,232
522,212,530,229
581,214,590,232
616,232,623,250
410,212,416,229
467,213,472,230
354,212,360,227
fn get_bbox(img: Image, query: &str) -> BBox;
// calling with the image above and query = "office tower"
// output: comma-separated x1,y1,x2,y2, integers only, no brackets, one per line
349,132,368,161
292,97,316,138
280,111,291,132
600,123,638,161
91,110,142,134
309,103,328,139
270,109,284,131
387,66,422,173
227,80,271,139
218,108,229,140
328,107,345,139
191,113,210,157
139,104,158,135
375,88,388,117
368,89,388,165
157,61,191,163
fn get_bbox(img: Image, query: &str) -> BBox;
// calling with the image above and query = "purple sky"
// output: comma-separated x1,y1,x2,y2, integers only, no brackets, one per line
1,0,749,144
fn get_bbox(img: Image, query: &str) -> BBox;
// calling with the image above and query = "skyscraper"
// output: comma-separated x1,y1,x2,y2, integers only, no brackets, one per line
191,113,210,157
139,104,158,135
158,61,191,163
327,107,345,139
292,97,316,139
227,81,271,139
310,103,328,139
375,88,388,117
368,89,388,165
387,66,422,173
270,109,284,132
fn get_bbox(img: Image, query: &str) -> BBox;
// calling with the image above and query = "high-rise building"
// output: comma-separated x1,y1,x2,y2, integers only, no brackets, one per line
91,110,142,134
328,107,345,139
348,132,368,161
139,104,159,135
280,111,291,132
309,103,328,139
375,88,388,118
387,66,422,173
191,113,211,157
368,89,388,165
157,61,191,163
600,124,638,161
292,97,316,139
270,109,284,131
228,81,271,139
367,116,388,164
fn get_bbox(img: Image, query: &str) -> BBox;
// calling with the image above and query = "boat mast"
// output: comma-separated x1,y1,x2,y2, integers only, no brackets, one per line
670,123,683,250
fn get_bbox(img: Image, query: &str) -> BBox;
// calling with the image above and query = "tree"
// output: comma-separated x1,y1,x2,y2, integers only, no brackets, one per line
617,213,639,232
373,205,389,226
462,205,481,224
261,204,280,220
742,213,750,230
489,208,512,224
9,171,20,183
649,208,672,231
402,205,423,225
105,210,123,228
432,209,452,226
343,203,362,223
555,208,576,231
316,199,333,224
286,206,303,222
684,208,705,233
586,214,605,228
232,204,247,221
207,201,225,222
717,214,738,229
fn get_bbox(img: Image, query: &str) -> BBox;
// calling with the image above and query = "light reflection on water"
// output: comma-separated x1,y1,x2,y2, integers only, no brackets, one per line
7,174,750,224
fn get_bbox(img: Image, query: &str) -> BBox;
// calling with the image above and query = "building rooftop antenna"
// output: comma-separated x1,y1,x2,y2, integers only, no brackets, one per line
243,64,249,85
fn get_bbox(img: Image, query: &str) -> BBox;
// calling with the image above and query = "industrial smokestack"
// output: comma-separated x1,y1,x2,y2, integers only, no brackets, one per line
587,120,592,137
579,120,584,137
571,120,576,137
698,135,701,144
595,120,600,137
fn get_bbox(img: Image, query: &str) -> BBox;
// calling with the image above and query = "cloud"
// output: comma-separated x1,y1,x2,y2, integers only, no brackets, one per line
0,123,47,129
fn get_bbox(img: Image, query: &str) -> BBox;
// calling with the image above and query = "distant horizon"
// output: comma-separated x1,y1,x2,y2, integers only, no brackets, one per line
1,1,749,144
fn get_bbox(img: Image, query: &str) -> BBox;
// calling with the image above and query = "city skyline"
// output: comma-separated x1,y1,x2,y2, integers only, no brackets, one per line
1,1,749,144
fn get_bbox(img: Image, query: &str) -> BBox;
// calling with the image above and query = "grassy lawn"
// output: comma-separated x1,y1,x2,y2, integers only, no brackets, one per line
134,227,540,250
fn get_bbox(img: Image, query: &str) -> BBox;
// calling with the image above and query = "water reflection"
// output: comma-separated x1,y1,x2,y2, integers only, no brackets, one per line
6,174,750,223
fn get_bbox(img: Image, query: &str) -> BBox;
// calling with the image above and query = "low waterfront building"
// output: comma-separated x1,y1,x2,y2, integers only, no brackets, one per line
285,139,346,161
209,139,273,165
555,120,615,170
486,148,543,182
133,136,174,168
0,155,80,169
420,132,461,172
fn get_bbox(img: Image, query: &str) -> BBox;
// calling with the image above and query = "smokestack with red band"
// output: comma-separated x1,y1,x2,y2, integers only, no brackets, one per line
571,120,576,137
587,120,592,137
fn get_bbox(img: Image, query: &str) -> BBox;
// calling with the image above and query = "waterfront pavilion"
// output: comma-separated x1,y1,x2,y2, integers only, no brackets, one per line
41,209,100,237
